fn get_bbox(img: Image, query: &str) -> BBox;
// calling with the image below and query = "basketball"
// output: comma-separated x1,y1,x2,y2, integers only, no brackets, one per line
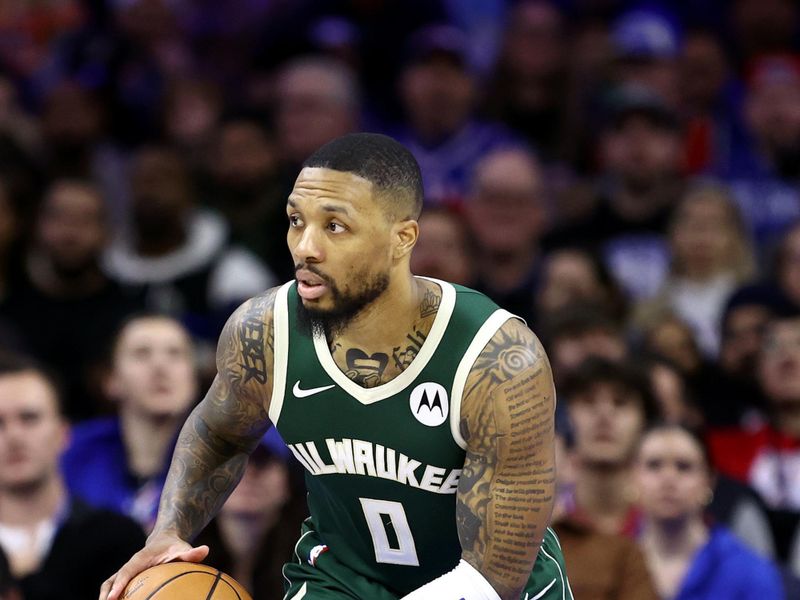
121,562,252,600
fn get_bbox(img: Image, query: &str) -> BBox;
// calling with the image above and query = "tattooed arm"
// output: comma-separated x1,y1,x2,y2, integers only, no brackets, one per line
101,289,278,600
456,318,556,599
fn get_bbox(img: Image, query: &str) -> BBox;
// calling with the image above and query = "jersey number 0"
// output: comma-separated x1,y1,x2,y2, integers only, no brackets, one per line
359,498,420,566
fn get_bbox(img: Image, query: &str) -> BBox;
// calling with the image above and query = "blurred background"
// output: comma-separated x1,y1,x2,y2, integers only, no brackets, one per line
1,0,800,599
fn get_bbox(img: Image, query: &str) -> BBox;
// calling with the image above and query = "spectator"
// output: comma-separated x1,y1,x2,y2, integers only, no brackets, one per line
561,357,659,536
161,77,224,173
708,310,800,576
103,146,275,342
0,179,143,420
273,55,360,173
535,247,628,327
634,424,785,599
485,0,568,161
464,147,548,324
725,54,800,253
609,7,683,110
395,23,519,206
197,429,308,599
62,314,198,530
410,206,475,286
204,116,290,281
544,84,684,301
634,181,756,357
543,304,628,388
714,283,790,426
552,431,659,600
39,81,129,230
641,356,703,428
680,29,742,175
0,353,145,600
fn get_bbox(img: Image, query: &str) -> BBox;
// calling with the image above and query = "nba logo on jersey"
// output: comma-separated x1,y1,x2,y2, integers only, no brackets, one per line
409,382,449,427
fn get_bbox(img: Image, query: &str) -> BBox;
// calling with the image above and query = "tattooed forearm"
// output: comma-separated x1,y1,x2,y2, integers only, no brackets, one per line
153,408,250,540
150,290,276,541
457,320,556,599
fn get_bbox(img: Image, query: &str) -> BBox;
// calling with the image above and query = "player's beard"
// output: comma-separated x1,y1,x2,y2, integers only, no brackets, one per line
295,264,390,339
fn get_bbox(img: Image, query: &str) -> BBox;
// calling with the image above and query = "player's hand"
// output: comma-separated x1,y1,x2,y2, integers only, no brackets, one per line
99,532,209,600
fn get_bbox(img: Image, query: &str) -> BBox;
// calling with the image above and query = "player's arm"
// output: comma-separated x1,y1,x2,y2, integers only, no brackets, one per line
403,318,556,600
101,288,279,600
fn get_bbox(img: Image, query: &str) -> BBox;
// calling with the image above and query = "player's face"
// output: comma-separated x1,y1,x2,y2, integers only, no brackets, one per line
110,318,198,418
287,168,395,321
0,372,67,492
568,382,646,467
634,429,710,522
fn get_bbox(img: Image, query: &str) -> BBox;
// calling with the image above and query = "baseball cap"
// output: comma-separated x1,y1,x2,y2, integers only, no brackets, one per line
404,24,470,69
612,8,682,60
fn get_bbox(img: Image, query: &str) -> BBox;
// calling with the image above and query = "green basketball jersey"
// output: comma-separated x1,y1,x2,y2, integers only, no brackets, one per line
269,278,515,595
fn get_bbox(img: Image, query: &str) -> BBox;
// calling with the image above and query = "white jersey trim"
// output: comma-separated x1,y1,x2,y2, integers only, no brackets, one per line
449,309,517,450
268,281,293,424
312,277,456,405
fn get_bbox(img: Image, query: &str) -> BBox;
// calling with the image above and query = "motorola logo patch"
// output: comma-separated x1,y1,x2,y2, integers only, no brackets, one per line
409,382,449,427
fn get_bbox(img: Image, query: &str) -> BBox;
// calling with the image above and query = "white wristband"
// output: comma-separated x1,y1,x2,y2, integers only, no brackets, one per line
400,559,502,600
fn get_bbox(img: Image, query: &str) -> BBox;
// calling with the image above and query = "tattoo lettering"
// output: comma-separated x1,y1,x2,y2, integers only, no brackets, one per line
419,287,441,318
345,348,389,388
238,295,273,384
392,328,427,370
457,321,555,598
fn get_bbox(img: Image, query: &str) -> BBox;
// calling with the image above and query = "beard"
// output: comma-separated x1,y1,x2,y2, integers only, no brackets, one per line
295,264,390,338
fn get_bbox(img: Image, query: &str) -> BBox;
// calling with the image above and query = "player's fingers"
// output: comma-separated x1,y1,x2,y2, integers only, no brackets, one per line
99,572,116,600
106,552,153,600
174,544,209,563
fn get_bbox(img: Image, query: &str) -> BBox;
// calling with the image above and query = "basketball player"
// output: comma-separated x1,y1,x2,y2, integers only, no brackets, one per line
102,133,572,600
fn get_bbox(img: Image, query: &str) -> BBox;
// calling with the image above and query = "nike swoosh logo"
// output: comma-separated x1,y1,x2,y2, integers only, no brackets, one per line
293,381,335,398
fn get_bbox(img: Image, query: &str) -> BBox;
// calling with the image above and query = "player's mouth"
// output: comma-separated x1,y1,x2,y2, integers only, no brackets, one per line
296,270,329,300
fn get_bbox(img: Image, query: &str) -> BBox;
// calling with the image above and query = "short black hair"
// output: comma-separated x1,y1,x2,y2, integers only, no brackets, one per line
303,133,424,220
0,351,65,416
562,356,660,426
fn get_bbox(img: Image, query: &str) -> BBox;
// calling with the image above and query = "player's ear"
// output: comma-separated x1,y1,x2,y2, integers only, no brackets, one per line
392,219,418,260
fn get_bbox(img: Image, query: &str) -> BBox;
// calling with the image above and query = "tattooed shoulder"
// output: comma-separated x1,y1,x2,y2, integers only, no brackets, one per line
216,287,279,401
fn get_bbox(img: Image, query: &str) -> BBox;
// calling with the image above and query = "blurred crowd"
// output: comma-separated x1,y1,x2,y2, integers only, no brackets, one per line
0,0,800,598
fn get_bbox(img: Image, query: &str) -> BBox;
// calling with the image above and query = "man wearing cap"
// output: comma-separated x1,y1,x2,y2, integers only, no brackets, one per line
394,24,520,207
544,84,684,301
723,54,800,254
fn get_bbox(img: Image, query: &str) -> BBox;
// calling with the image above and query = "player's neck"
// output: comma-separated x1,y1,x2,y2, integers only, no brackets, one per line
120,407,182,479
0,474,66,527
333,273,426,350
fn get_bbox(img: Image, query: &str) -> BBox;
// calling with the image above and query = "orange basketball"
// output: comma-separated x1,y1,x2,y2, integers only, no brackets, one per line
121,562,253,600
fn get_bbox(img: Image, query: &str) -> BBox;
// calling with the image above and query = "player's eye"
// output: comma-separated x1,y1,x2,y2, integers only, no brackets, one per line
328,222,346,233
289,214,303,227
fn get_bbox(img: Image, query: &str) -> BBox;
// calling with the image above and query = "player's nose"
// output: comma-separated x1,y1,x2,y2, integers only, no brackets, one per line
294,225,325,263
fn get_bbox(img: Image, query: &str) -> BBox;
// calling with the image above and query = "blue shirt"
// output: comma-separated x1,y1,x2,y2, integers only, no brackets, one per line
675,526,784,600
61,417,172,530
